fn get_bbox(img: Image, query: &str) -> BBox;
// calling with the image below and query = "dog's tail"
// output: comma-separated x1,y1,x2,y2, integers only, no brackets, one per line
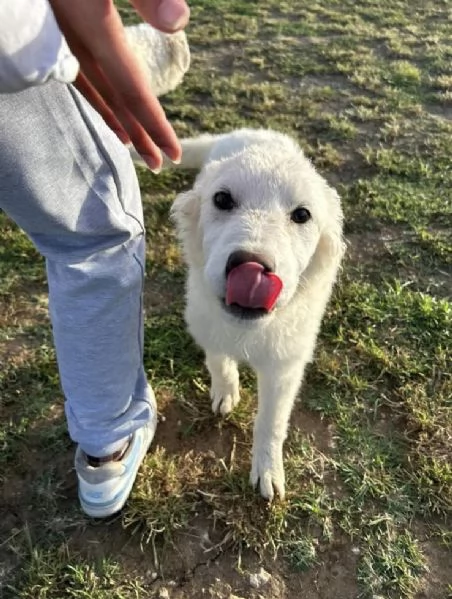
130,133,219,171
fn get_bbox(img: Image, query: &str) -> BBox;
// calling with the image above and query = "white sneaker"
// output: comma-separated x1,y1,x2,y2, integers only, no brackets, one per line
75,394,157,518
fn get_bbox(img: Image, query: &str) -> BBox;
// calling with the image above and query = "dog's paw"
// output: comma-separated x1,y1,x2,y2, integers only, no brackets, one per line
250,445,285,501
210,384,240,416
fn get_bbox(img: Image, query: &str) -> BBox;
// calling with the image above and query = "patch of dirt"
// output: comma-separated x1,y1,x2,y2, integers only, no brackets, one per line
128,524,360,599
346,226,452,294
67,504,361,599
61,510,361,599
0,290,49,330
424,102,452,122
291,403,335,454
417,538,452,599
0,339,38,367
0,439,76,588
0,286,50,369
0,426,73,509
144,277,184,314
155,394,240,459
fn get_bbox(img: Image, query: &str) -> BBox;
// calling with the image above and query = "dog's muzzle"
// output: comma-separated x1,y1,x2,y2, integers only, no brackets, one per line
222,250,283,319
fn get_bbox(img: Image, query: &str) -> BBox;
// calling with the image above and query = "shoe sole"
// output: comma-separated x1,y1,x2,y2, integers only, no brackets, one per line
79,473,139,518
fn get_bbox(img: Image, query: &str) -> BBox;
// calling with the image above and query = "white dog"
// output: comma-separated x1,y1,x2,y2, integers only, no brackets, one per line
125,25,344,501
157,129,345,501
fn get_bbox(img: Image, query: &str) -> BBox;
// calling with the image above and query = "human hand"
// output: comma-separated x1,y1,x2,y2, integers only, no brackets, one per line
49,0,190,170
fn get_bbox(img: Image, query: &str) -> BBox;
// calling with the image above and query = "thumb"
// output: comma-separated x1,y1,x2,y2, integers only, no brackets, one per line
132,0,190,33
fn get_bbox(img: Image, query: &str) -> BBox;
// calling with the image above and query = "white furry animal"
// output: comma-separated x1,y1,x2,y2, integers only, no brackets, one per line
125,22,344,502
162,129,345,501
124,23,190,97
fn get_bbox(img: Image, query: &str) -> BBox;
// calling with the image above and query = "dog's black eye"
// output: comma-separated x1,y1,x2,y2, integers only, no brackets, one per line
291,207,311,224
213,190,236,211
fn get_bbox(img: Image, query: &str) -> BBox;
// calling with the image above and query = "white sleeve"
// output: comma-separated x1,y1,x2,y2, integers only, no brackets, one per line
0,0,79,93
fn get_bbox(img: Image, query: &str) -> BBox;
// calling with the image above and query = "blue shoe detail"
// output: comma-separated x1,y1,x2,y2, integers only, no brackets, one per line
75,393,157,518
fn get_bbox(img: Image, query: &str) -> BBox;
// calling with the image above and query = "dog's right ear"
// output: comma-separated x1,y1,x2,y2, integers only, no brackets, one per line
170,188,204,267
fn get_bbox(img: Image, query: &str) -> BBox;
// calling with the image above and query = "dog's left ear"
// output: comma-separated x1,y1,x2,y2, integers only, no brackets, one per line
307,185,345,279
170,188,204,267
322,186,345,263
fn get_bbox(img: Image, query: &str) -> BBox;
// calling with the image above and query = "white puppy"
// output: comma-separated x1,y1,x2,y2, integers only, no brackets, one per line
125,24,344,502
160,129,345,501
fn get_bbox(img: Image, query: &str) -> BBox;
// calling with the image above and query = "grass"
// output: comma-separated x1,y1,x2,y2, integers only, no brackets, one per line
5,548,150,599
1,1,451,598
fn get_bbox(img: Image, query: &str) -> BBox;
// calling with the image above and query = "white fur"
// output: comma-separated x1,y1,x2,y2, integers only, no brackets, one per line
125,26,344,501
165,129,345,501
124,24,190,97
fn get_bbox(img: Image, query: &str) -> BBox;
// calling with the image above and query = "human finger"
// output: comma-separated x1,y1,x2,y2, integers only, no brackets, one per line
50,0,181,164
74,72,131,144
72,43,167,168
132,0,190,33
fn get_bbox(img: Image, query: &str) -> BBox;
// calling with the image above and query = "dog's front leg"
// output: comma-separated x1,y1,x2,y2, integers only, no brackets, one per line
205,353,240,416
251,360,305,501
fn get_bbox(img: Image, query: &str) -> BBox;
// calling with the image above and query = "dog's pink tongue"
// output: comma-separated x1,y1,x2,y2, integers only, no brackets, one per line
226,262,283,311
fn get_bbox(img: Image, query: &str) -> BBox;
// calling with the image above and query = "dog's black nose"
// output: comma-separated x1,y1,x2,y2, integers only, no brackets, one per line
225,250,275,276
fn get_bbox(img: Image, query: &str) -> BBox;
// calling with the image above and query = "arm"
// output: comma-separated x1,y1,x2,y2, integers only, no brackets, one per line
0,0,79,93
0,0,190,170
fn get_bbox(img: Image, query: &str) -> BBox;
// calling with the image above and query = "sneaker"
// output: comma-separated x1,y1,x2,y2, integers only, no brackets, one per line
75,394,157,518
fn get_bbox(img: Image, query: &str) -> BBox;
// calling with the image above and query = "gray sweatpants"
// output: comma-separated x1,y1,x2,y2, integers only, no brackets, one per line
0,81,154,457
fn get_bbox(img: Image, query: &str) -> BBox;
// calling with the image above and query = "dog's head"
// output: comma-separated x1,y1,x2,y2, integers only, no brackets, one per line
171,132,344,321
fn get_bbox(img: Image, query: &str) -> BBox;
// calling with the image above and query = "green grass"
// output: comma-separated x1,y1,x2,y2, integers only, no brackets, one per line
1,1,451,598
5,549,150,599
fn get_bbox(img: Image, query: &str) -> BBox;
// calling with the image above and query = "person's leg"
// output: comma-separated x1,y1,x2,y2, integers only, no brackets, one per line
0,82,156,514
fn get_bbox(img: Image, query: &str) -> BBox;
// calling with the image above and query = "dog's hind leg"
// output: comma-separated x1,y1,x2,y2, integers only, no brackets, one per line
250,359,307,501
205,353,240,416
